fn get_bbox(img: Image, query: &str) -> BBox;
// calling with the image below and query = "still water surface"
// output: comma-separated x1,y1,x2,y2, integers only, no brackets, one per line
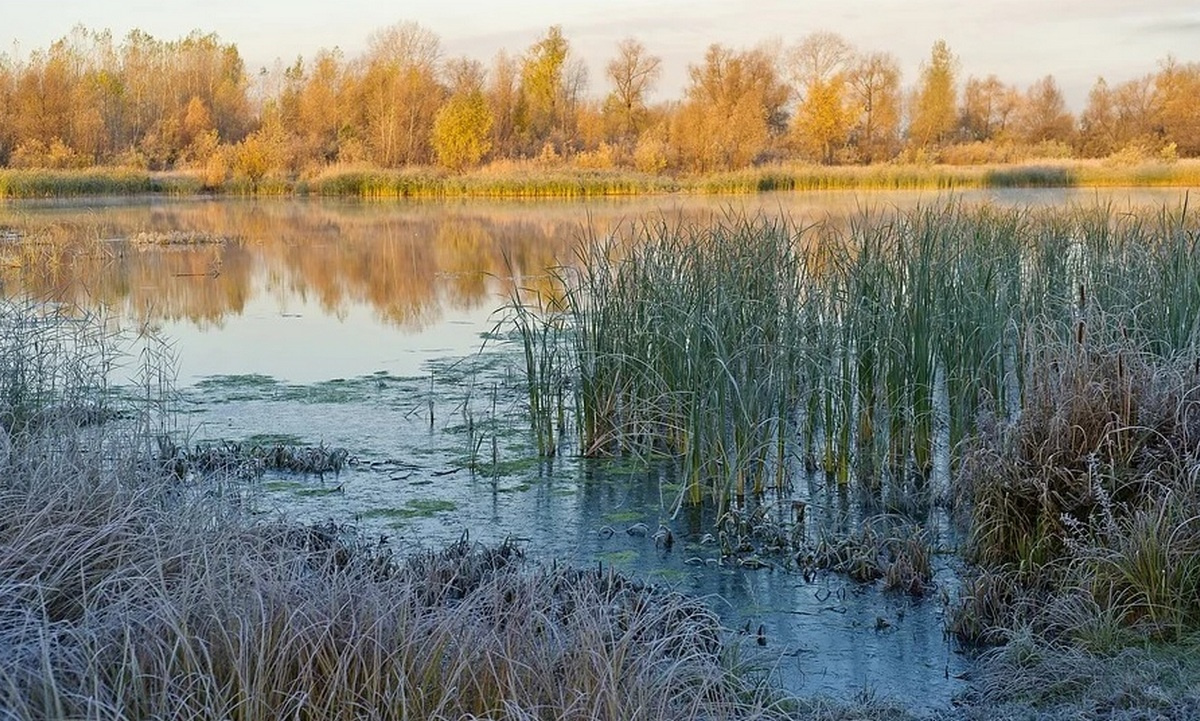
1,188,1190,710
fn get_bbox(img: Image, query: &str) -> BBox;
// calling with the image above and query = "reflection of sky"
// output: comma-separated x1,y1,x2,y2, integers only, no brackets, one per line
157,282,502,385
5,0,1198,108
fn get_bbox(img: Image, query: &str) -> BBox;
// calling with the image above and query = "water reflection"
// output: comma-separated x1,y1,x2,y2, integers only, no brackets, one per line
1,199,579,329
2,189,1188,338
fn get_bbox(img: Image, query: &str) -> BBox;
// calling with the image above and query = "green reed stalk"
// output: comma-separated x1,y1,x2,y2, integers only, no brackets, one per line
511,198,1200,525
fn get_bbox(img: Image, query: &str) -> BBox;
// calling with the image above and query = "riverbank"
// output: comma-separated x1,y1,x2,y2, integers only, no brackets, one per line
5,199,1200,719
1,159,1199,199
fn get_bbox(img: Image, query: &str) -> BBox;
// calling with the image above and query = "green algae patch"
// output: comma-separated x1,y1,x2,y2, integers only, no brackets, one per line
361,499,459,521
294,486,344,498
194,374,280,401
598,550,639,567
602,509,644,524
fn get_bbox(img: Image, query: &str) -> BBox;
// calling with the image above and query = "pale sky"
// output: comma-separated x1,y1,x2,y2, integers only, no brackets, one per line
4,0,1199,109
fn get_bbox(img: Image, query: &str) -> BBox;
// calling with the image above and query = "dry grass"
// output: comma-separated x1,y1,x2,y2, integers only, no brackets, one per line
0,465,783,720
0,298,793,721
5,160,1200,198
812,516,935,595
956,629,1200,720
952,318,1200,647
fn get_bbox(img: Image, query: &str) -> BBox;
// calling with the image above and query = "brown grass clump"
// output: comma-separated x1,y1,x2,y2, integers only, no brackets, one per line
960,628,1200,719
953,318,1200,645
813,516,934,595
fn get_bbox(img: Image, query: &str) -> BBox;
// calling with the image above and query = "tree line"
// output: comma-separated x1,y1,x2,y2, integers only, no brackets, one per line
1,24,1197,180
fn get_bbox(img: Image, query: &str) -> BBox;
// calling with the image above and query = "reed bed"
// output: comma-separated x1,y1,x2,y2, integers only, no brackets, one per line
0,169,207,198
511,200,1200,515
532,215,812,507
5,160,1199,198
308,167,678,198
506,198,1200,706
692,160,1200,194
0,169,152,198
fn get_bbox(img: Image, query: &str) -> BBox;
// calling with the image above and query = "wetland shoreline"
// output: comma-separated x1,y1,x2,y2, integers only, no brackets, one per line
1,158,1199,199
4,193,1200,718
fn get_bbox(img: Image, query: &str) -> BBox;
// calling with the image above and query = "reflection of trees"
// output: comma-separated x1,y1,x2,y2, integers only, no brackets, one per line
0,201,587,329
0,196,905,329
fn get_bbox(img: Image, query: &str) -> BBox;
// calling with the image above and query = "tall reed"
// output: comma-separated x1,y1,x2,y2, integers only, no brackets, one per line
546,215,812,508
511,199,1200,518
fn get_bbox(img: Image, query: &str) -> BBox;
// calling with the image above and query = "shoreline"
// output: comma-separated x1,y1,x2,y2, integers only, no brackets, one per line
1,159,1198,200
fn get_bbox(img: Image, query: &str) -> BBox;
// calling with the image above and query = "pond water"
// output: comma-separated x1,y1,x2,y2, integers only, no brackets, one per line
0,188,1192,712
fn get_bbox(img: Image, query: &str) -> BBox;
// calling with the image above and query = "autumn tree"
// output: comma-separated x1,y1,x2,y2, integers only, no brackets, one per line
179,94,218,163
295,49,350,164
675,43,789,171
602,38,661,150
1015,75,1074,146
88,36,129,159
1078,78,1117,156
573,98,608,156
908,40,958,150
118,30,171,160
560,56,589,154
11,41,77,154
172,31,252,142
233,110,288,190
108,29,251,168
960,75,1021,142
487,51,522,158
433,57,493,170
0,52,14,163
520,25,571,153
1112,76,1157,146
357,21,443,167
788,32,854,164
1154,57,1200,156
1080,74,1159,156
62,29,120,163
846,52,901,163
6,22,1200,172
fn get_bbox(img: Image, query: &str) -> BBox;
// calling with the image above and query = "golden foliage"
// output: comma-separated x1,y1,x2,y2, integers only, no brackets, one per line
433,91,494,171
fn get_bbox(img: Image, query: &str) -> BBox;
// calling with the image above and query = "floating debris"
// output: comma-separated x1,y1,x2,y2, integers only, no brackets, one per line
128,230,237,245
158,436,351,480
652,524,674,550
814,516,934,595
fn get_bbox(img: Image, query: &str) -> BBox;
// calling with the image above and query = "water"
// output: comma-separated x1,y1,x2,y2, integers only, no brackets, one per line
1,188,1190,711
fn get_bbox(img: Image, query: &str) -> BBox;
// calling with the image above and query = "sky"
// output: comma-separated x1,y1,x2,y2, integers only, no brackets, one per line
4,0,1199,109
